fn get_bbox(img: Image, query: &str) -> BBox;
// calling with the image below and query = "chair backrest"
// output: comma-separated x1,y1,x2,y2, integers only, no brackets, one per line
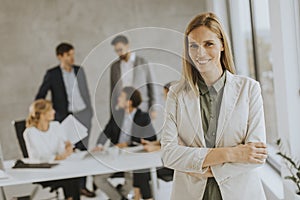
12,120,28,158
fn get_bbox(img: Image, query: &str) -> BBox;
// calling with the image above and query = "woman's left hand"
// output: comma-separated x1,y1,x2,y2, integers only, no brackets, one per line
55,141,73,160
116,142,128,148
141,139,150,145
64,141,73,156
144,144,160,152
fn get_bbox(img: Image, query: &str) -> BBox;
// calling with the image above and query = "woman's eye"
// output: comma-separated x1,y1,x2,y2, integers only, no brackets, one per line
189,44,198,49
206,42,214,47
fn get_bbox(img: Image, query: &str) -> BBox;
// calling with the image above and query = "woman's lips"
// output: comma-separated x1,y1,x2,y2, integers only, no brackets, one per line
196,59,211,65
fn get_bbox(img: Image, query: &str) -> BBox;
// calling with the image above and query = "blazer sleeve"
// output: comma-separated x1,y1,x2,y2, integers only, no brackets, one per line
96,132,109,146
35,70,51,100
161,88,210,173
96,115,114,145
211,81,266,185
143,114,157,142
131,112,157,144
77,68,93,115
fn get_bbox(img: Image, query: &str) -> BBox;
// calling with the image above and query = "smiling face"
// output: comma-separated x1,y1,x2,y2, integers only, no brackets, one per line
188,26,224,74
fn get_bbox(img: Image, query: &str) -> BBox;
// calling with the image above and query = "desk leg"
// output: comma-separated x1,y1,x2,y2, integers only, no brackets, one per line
150,167,158,200
0,187,6,200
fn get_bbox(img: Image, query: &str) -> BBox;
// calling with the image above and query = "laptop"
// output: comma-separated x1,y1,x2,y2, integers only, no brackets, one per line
0,143,9,179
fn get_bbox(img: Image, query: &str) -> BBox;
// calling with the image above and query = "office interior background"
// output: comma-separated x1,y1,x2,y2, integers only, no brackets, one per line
0,0,300,199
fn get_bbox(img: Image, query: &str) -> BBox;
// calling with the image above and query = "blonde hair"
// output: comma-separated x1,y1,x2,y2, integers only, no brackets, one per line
26,99,53,128
181,12,235,93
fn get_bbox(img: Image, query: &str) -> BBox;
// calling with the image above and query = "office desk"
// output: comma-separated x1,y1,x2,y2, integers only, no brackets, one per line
0,150,163,200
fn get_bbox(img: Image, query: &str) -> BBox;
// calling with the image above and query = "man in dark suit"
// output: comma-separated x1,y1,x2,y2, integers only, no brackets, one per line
94,87,157,200
109,35,159,119
35,43,95,197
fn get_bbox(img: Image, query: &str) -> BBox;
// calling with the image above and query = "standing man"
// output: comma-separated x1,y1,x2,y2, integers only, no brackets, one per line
110,35,158,117
35,42,95,197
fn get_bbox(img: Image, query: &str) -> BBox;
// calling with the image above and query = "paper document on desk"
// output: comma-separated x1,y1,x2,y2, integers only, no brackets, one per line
122,145,145,153
61,115,88,144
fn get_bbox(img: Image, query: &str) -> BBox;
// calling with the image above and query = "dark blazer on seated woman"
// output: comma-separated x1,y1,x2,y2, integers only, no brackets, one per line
97,108,157,145
96,107,157,199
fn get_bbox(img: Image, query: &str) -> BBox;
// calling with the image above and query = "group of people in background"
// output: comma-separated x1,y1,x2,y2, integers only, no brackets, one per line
23,33,169,200
22,12,268,200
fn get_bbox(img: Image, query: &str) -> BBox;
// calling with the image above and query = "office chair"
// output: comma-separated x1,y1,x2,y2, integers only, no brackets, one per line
12,120,28,158
11,120,60,200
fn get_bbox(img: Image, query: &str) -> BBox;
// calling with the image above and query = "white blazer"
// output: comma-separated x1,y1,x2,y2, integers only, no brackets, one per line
161,71,266,200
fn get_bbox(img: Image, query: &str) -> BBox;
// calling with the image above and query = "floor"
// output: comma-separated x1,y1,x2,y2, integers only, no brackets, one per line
2,176,172,200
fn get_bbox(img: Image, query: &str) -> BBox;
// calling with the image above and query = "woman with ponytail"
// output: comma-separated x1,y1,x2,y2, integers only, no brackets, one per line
24,99,80,200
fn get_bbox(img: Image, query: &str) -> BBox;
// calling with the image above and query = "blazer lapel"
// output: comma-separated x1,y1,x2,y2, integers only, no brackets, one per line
57,66,68,102
215,71,242,146
73,65,79,75
182,89,206,147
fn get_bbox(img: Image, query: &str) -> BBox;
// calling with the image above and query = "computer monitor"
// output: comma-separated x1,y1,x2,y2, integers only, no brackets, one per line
0,143,5,171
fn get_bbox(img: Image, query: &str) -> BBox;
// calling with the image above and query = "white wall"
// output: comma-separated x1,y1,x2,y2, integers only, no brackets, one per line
0,0,208,159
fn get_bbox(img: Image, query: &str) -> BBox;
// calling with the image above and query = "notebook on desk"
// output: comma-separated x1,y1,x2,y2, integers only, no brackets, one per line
83,139,111,159
12,160,58,169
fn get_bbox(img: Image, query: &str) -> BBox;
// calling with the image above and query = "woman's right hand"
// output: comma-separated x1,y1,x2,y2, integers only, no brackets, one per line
230,142,268,164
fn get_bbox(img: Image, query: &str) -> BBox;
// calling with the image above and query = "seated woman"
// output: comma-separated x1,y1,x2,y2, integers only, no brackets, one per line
23,99,80,200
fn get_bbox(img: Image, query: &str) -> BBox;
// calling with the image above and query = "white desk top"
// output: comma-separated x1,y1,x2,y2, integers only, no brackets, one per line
0,150,163,187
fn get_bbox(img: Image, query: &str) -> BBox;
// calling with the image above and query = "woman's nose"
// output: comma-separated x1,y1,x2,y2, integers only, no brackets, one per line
197,45,206,57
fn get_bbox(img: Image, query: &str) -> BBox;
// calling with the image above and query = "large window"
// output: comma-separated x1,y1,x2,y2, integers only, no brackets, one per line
250,0,278,146
229,0,278,146
218,0,300,197
227,0,280,171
